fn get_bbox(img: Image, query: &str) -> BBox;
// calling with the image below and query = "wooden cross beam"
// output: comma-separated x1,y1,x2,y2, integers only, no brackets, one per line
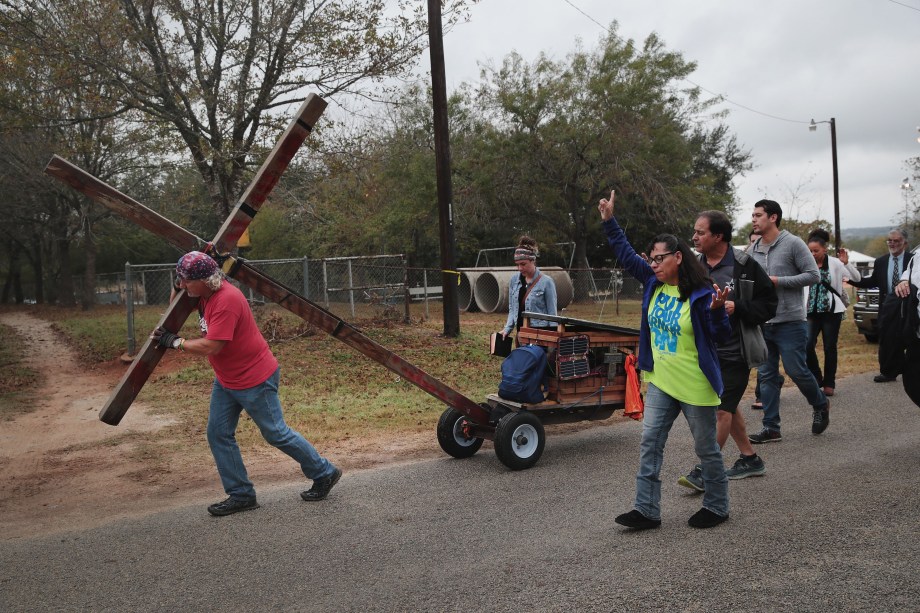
44,95,490,427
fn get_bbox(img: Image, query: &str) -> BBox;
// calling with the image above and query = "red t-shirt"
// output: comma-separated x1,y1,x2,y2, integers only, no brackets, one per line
199,282,278,389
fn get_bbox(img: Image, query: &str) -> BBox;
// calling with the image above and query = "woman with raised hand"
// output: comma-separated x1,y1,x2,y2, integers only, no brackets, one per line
598,190,731,530
804,228,861,397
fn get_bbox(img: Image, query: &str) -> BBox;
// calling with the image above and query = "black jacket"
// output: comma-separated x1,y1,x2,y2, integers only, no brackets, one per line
850,252,914,303
731,248,778,328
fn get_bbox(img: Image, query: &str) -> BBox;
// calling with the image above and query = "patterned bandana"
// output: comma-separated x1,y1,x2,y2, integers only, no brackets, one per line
513,247,537,262
176,251,218,280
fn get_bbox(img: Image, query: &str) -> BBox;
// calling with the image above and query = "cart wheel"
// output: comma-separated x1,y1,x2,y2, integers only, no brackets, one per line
437,407,483,459
494,411,545,470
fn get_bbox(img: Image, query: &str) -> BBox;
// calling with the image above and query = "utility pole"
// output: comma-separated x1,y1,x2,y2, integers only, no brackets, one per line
830,117,841,249
427,0,461,337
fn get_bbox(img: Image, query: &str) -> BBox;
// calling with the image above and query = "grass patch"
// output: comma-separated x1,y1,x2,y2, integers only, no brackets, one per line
0,322,42,419
41,304,201,364
20,299,881,453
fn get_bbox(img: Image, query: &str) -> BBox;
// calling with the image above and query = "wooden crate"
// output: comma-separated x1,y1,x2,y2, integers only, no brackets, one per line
518,324,639,405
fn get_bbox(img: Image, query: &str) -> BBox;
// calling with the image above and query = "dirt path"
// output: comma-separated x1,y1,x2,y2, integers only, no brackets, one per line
0,312,442,540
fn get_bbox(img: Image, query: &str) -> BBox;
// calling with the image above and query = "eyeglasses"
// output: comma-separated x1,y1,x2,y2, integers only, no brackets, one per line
646,252,675,265
886,239,904,244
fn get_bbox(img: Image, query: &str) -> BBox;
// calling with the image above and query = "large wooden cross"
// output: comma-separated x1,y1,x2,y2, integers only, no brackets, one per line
45,94,489,427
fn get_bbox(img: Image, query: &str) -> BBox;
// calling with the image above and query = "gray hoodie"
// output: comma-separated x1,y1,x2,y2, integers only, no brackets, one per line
750,230,820,323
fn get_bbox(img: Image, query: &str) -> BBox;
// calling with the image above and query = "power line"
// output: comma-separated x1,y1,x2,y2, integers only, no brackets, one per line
887,0,920,13
560,0,811,124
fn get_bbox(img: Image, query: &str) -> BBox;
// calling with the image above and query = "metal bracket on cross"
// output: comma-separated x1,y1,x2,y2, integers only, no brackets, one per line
44,94,489,427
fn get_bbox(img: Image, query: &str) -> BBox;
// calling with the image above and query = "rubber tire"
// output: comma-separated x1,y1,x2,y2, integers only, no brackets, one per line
436,407,483,459
864,334,878,343
494,411,545,471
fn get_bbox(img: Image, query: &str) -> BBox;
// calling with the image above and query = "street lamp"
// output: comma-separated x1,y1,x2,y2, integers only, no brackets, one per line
810,118,841,248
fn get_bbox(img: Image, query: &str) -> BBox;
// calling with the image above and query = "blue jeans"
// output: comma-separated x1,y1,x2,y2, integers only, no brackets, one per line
757,321,828,433
635,384,728,519
207,368,334,500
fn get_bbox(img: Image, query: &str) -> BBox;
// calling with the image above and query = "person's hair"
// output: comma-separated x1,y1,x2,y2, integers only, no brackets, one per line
807,228,831,247
645,233,712,301
518,235,538,253
513,235,539,262
754,199,783,228
890,227,909,242
203,271,223,292
698,210,733,243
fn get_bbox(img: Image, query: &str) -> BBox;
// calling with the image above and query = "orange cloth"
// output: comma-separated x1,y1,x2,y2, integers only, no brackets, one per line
624,353,644,421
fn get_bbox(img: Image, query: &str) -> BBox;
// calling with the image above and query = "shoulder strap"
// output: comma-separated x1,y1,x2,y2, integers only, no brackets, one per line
522,272,542,305
821,280,843,299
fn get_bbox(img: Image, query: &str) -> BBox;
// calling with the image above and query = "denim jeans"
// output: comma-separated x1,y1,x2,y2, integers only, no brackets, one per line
757,321,828,433
635,384,728,519
207,368,334,500
806,312,842,389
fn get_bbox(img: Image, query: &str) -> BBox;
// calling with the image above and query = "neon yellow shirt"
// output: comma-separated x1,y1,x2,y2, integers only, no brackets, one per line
644,284,720,406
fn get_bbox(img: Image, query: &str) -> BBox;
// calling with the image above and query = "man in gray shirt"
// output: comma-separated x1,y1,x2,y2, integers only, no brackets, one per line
747,199,830,442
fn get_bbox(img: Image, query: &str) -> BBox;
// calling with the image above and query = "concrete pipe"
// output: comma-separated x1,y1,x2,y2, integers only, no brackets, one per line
457,269,482,312
473,267,574,313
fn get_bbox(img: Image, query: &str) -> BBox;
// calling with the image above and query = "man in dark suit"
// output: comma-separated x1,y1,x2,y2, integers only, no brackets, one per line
850,228,913,382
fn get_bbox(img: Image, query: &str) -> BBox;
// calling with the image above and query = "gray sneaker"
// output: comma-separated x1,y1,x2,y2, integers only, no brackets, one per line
748,428,782,444
725,455,766,480
677,465,704,492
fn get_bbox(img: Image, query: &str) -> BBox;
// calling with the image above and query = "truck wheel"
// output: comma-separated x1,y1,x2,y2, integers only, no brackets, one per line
864,334,878,343
494,411,545,470
436,407,483,458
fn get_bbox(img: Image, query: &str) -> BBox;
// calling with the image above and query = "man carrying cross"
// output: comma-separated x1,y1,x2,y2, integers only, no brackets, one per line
153,250,342,516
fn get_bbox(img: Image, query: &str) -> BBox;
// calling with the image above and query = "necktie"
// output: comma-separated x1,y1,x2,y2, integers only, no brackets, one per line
892,256,900,294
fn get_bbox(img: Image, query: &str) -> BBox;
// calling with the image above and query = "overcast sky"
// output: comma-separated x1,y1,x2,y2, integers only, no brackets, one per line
421,0,920,231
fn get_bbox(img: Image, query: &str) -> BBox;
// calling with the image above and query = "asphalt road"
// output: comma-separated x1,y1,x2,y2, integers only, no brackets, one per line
2,371,918,612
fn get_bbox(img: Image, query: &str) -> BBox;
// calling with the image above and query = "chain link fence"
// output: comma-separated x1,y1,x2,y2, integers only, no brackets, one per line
75,255,645,354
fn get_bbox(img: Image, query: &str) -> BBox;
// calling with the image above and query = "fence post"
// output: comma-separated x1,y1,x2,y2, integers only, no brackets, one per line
347,259,355,318
322,259,330,308
302,256,310,299
125,262,136,356
403,258,411,324
423,269,430,319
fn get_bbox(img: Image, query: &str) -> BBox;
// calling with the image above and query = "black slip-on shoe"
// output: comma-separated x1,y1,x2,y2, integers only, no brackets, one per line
614,509,661,530
688,507,728,529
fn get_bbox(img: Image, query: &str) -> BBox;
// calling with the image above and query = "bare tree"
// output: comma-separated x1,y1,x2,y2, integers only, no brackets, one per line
0,0,472,222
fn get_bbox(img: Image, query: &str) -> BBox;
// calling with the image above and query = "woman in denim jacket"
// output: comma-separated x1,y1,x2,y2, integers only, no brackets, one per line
501,236,558,339
598,190,732,531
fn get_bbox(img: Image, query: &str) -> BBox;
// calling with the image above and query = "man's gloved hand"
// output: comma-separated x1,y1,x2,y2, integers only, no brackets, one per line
152,326,180,350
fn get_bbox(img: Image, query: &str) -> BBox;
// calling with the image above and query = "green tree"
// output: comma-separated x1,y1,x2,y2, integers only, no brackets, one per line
466,24,752,273
0,26,169,307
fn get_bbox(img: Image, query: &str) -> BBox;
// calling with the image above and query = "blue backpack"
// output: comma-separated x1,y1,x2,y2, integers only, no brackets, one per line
498,345,547,404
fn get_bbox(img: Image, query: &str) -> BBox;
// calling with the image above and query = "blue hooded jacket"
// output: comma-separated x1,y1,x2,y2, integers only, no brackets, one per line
602,217,731,396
